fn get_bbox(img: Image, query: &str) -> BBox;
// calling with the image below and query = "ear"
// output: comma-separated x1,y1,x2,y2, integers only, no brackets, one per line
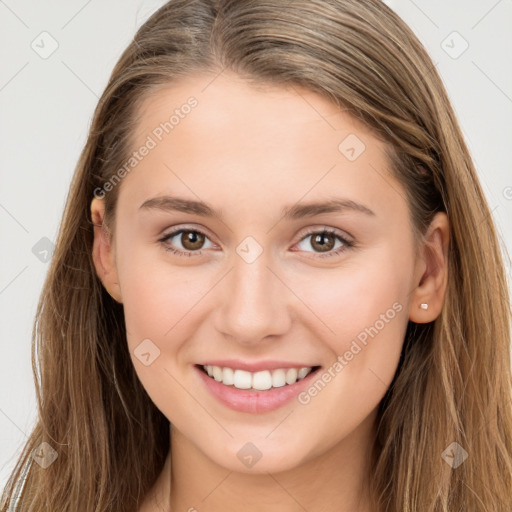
91,198,123,303
408,212,450,323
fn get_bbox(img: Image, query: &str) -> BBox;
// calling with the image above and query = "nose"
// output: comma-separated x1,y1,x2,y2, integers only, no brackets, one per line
213,250,292,346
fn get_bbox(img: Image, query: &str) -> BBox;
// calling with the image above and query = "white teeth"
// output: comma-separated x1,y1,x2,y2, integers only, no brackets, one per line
271,369,287,388
285,368,298,384
297,367,310,379
233,369,252,389
212,366,223,382
202,365,314,390
222,367,234,385
252,370,273,391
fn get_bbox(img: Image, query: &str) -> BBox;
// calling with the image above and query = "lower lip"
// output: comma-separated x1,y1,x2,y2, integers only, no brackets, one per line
194,365,321,414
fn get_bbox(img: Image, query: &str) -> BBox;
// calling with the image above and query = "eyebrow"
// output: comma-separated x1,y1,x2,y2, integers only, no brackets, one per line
139,195,376,220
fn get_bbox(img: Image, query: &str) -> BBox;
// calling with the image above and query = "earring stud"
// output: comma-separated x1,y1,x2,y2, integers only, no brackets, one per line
420,303,429,310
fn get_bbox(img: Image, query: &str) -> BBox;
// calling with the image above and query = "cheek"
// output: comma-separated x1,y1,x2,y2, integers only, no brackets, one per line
302,249,411,350
114,244,209,416
292,245,412,421
291,255,410,447
115,239,208,338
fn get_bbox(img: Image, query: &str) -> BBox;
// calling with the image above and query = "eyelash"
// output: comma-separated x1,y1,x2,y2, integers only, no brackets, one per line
159,227,354,259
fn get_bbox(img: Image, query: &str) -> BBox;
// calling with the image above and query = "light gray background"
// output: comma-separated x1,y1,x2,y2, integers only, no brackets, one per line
1,0,511,489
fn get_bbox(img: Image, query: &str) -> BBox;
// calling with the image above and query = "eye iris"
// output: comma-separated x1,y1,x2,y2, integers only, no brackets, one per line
181,231,204,250
311,232,335,252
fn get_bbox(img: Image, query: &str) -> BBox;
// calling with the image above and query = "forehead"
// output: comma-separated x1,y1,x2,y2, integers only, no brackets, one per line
134,70,380,145
120,71,408,225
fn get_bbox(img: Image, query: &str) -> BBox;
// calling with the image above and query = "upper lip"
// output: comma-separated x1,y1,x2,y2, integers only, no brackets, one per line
196,359,320,372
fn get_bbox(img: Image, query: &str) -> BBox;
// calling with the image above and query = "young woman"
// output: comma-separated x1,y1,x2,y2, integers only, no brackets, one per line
2,0,511,511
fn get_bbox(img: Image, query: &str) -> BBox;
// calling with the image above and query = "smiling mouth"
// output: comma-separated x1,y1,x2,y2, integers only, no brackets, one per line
196,364,322,391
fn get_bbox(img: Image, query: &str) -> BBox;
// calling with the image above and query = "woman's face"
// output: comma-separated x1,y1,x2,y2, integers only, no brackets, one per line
93,71,431,474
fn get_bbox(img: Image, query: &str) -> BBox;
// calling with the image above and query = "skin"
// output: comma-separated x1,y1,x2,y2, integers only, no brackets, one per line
91,70,449,511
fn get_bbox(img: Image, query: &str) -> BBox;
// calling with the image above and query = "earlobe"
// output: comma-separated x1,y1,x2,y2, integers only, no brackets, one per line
408,212,450,323
90,198,123,303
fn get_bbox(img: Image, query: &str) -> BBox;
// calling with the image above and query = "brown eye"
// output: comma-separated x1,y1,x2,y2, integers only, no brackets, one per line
294,228,353,259
180,230,206,251
310,232,336,252
160,228,214,256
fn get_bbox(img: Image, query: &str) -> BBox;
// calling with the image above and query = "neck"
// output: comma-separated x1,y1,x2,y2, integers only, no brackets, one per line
142,410,380,512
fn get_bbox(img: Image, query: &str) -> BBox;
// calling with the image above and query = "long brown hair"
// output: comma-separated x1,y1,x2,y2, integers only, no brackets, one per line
2,1,511,510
